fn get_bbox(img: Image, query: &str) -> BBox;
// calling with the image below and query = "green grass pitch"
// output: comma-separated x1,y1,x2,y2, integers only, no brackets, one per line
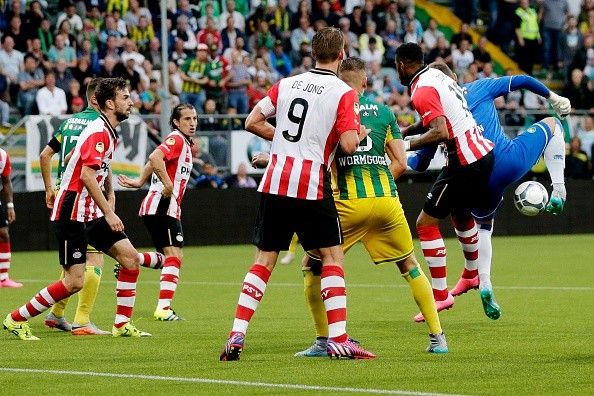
0,234,593,395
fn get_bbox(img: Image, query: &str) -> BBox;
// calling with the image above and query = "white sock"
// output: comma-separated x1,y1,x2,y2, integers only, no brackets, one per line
543,120,566,199
477,222,494,290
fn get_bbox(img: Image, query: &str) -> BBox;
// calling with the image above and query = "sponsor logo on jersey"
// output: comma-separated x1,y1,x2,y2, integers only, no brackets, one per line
422,110,432,118
337,155,388,167
95,142,104,153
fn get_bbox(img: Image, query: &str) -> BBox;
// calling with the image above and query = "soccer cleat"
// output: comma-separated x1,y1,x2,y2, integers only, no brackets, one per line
154,308,184,321
451,276,479,296
280,252,295,265
480,288,501,320
71,322,111,336
113,262,122,279
545,195,565,215
111,322,152,337
45,312,72,332
327,338,376,359
0,278,23,288
220,332,245,361
3,314,39,341
414,292,455,323
426,332,448,353
294,339,328,357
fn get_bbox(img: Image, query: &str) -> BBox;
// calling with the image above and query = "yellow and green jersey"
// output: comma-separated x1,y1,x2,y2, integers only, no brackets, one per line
54,107,101,188
333,95,401,200
181,58,207,94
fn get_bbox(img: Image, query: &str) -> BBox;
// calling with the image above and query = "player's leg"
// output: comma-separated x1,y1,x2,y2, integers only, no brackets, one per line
71,251,111,335
45,269,72,332
4,221,86,340
0,224,22,288
220,193,289,361
542,118,566,213
294,255,329,357
280,233,299,265
450,213,480,296
474,216,501,320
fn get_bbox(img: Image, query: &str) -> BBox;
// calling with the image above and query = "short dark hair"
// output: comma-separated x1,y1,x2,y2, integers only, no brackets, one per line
396,42,424,66
24,53,36,63
312,27,344,63
170,103,197,128
95,77,127,110
339,56,366,74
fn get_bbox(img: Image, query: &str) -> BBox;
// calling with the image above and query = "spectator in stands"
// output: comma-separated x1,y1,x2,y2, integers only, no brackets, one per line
24,0,45,33
130,15,155,55
190,137,217,178
198,17,223,51
580,9,594,36
515,0,541,74
71,57,93,93
78,38,100,75
36,71,67,115
176,0,200,32
314,0,340,27
172,14,199,54
168,61,183,100
541,0,569,75
147,37,162,70
359,21,384,55
270,39,292,77
426,36,452,67
121,39,145,70
139,78,160,115
121,57,142,92
27,38,52,72
563,68,594,110
222,15,245,51
124,0,152,28
200,98,224,131
100,15,125,47
381,19,400,65
339,17,358,51
224,35,249,62
403,20,421,44
180,44,210,112
66,79,84,113
565,136,591,179
56,19,78,53
227,51,250,114
220,0,245,31
111,10,128,37
56,2,83,36
378,0,401,34
577,115,594,157
99,35,122,63
0,35,23,102
271,0,292,41
477,61,498,79
291,16,315,52
38,17,54,54
247,70,269,108
360,36,383,66
17,54,44,115
107,0,129,15
199,1,221,30
452,39,475,76
289,38,310,66
5,15,27,53
171,38,189,67
205,44,230,109
349,5,365,35
54,58,73,92
472,36,492,71
422,18,444,51
451,22,473,48
226,162,257,188
194,162,228,189
48,34,77,68
251,20,275,50
88,6,103,31
560,15,584,81
140,59,160,86
402,6,423,38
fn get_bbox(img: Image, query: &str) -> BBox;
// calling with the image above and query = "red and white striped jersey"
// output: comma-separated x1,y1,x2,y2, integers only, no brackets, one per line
50,114,118,222
257,68,360,200
0,148,11,178
139,130,193,219
410,67,494,166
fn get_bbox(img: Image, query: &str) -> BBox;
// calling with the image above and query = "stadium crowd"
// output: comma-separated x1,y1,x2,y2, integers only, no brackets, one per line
0,0,592,176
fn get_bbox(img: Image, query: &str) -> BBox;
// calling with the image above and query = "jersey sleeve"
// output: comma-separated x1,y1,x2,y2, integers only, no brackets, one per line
53,121,65,143
412,86,445,128
334,89,360,134
386,110,401,141
0,151,11,177
79,132,106,170
157,134,184,161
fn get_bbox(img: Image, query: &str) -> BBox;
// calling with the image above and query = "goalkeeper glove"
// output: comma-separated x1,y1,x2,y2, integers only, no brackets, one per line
547,92,571,118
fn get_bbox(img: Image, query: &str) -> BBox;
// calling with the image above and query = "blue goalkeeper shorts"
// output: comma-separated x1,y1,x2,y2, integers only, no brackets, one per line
472,120,553,221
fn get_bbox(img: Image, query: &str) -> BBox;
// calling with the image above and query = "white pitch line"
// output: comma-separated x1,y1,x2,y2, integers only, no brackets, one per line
0,367,463,396
16,279,594,291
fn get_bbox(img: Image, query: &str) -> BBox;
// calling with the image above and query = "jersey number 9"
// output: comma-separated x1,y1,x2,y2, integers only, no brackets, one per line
282,98,309,143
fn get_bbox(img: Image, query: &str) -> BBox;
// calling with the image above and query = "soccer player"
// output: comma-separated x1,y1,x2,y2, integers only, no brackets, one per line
3,78,155,340
408,62,569,320
394,43,496,319
118,103,197,321
220,27,375,360
0,148,20,288
255,57,448,355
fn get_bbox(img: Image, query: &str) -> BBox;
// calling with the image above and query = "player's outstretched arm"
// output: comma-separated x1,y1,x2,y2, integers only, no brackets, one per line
39,145,58,209
386,139,407,180
407,116,449,151
507,76,571,117
245,104,275,141
118,162,154,189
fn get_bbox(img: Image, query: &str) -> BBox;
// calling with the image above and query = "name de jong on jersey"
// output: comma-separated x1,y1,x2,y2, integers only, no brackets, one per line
258,68,360,200
333,95,399,200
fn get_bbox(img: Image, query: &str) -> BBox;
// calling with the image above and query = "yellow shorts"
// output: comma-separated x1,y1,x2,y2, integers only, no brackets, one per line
336,196,414,264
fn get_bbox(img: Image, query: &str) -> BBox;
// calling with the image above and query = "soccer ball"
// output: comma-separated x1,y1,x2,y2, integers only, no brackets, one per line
513,181,549,216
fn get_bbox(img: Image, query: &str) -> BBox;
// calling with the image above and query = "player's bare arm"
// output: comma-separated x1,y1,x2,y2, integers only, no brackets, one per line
1,173,15,223
118,162,154,189
245,105,275,141
105,168,115,211
386,139,407,180
401,120,427,138
39,145,58,209
149,149,174,198
340,125,370,155
408,116,449,151
81,165,124,232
